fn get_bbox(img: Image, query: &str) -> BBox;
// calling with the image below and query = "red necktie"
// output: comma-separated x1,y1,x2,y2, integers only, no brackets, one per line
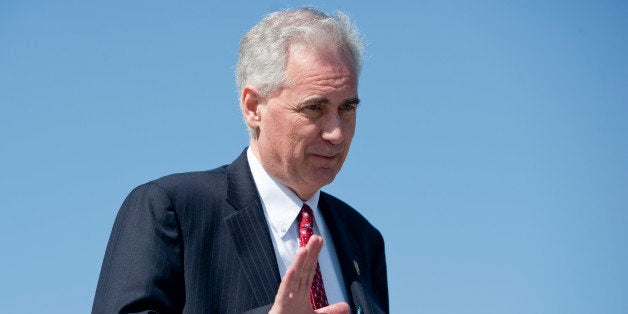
298,204,329,309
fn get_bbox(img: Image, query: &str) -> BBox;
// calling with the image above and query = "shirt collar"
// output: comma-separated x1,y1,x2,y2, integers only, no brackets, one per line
247,148,320,238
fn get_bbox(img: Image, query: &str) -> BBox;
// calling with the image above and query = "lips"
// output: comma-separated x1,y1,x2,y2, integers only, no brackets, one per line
310,149,344,160
309,152,345,169
308,146,344,158
307,145,346,165
312,153,339,159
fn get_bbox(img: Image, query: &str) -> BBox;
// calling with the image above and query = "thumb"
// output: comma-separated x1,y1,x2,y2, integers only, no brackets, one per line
314,301,350,314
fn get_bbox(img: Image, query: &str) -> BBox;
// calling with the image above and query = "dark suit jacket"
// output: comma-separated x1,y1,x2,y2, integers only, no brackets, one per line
93,150,388,313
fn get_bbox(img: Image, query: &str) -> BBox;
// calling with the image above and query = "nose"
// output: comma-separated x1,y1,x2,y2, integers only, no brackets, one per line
321,113,344,145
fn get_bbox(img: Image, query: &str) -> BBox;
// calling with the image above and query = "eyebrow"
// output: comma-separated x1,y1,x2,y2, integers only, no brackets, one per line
298,97,360,107
344,97,360,106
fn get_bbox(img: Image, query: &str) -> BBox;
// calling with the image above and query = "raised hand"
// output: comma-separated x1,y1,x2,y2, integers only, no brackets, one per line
269,235,350,314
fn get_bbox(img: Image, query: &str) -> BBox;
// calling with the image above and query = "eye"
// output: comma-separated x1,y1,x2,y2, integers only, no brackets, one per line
299,102,325,119
305,104,322,111
340,98,360,113
340,103,358,112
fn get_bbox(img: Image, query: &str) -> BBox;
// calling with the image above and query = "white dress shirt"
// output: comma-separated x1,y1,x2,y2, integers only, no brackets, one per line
247,148,348,305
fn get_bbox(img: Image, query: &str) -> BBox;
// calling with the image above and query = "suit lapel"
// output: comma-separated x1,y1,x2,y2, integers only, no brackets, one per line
223,150,281,306
318,193,362,291
319,193,385,314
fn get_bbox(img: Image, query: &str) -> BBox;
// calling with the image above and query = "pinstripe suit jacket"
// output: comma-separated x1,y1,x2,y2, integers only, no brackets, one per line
93,150,388,313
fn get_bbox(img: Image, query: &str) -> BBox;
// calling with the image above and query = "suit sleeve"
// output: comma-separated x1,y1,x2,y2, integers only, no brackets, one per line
92,182,185,314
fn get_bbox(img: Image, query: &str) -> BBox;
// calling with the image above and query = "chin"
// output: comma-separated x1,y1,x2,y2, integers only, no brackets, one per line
309,169,339,187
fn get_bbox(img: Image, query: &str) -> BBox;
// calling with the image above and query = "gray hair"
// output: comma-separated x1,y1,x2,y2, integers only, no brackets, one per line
236,7,364,99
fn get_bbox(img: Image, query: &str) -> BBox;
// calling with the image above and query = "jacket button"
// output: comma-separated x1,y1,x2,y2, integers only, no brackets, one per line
357,306,363,314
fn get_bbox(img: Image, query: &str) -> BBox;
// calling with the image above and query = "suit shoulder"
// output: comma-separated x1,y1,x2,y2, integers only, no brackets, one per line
144,164,229,195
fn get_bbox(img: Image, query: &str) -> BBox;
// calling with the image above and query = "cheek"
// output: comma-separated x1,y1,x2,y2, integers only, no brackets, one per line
344,119,356,142
289,119,319,145
271,121,308,160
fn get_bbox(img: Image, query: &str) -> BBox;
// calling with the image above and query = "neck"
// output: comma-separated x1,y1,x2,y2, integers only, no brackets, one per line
248,141,316,201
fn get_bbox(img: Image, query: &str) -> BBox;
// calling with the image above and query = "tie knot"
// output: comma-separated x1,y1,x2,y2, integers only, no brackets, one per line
299,203,314,219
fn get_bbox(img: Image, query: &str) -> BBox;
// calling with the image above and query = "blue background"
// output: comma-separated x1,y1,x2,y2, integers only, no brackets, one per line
1,1,627,313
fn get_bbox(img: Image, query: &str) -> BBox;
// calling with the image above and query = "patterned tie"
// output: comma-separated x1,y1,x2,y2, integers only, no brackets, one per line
297,204,329,309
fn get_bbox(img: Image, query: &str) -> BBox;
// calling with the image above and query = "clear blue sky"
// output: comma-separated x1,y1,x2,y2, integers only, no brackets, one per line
1,1,627,313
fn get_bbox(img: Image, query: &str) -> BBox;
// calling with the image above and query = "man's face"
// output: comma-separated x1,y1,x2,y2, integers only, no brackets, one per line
254,44,358,200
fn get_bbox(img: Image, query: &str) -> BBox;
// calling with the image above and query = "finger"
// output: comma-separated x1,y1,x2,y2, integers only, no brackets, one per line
291,247,311,292
307,235,324,257
314,301,350,314
275,262,296,299
302,235,324,288
275,246,309,301
303,235,323,272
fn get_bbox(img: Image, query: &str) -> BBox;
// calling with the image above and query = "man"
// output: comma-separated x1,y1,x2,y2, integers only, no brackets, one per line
93,8,388,314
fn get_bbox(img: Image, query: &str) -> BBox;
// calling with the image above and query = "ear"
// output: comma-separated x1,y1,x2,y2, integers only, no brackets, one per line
241,86,263,132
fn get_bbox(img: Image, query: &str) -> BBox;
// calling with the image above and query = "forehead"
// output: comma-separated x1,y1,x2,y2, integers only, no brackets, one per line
285,44,358,91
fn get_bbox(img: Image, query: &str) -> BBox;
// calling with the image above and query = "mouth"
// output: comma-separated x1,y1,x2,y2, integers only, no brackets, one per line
310,152,342,161
312,150,341,156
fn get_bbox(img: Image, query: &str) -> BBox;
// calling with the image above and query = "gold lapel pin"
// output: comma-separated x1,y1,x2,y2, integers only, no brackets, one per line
353,259,360,276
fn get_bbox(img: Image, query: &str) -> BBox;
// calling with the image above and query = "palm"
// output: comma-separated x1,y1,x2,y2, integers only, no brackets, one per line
269,235,349,314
